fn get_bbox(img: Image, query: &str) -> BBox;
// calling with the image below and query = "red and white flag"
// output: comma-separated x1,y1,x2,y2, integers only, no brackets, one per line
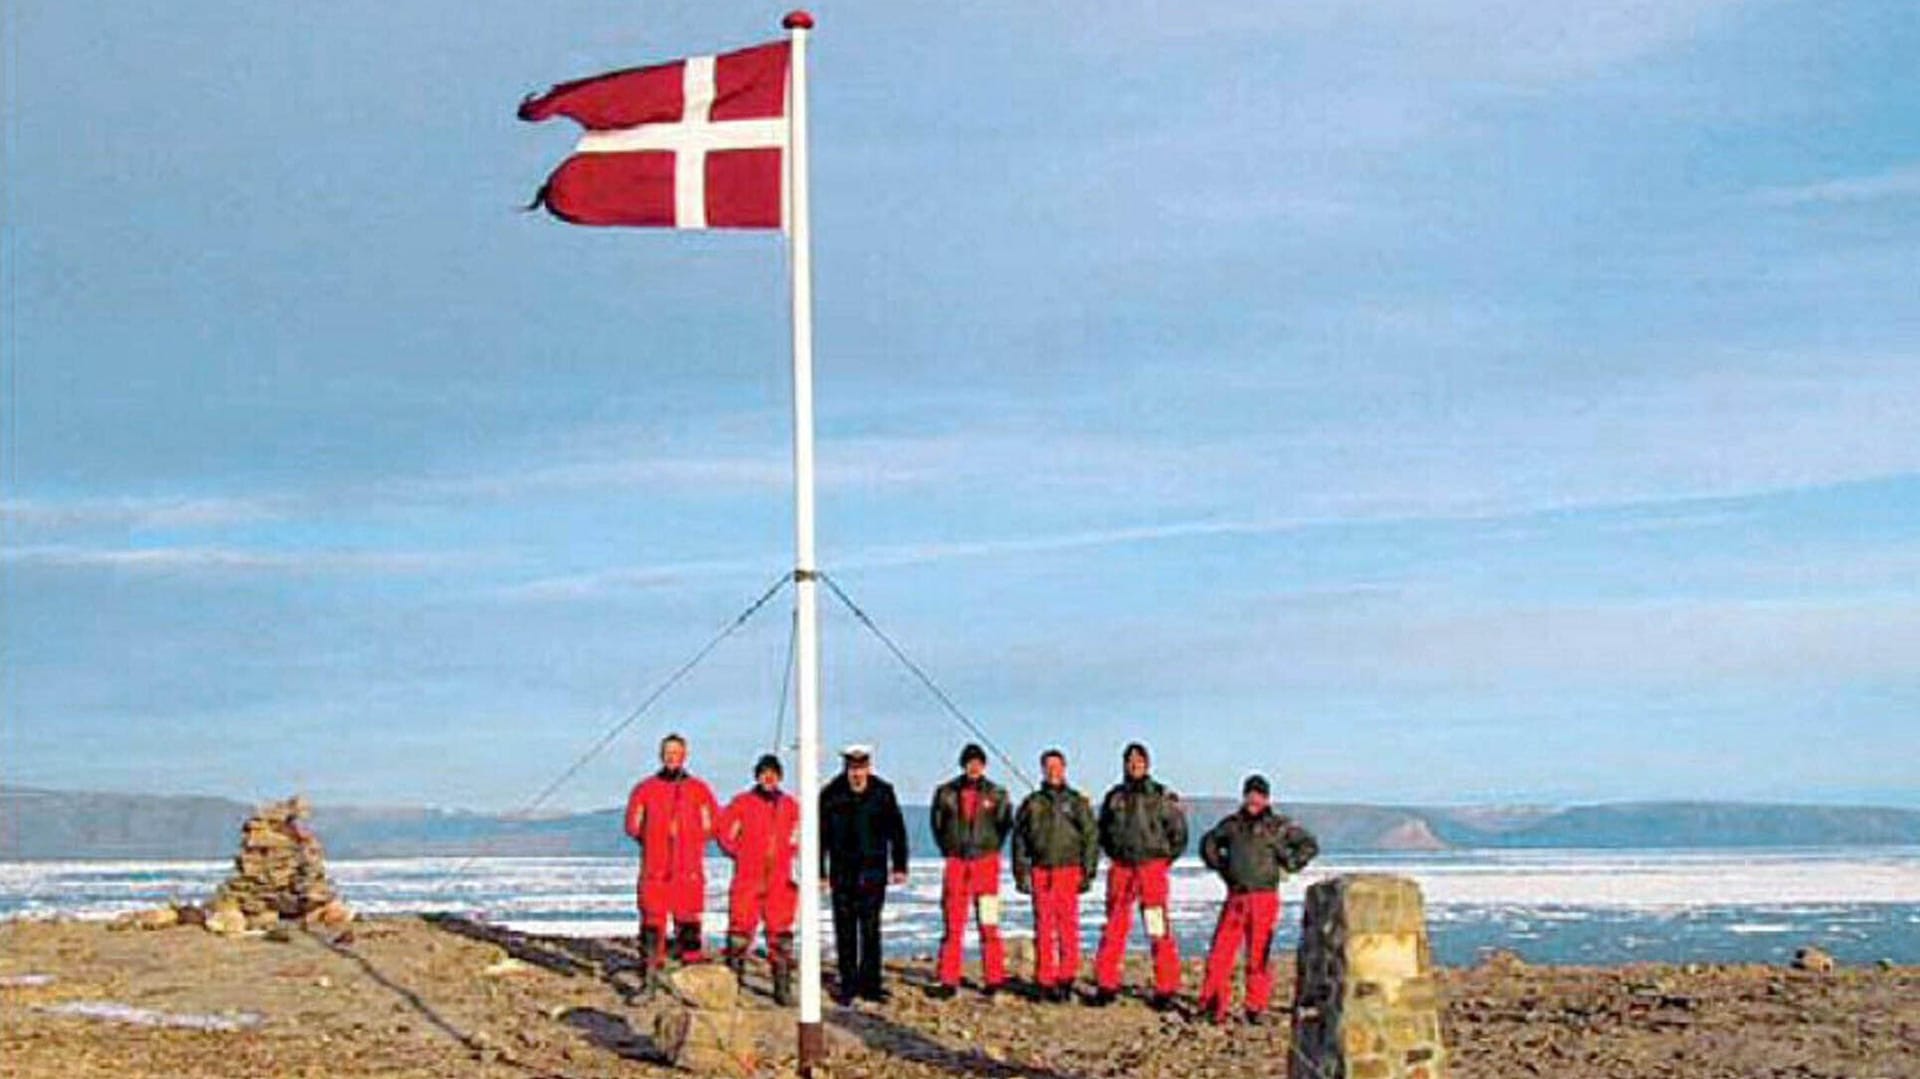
520,40,790,229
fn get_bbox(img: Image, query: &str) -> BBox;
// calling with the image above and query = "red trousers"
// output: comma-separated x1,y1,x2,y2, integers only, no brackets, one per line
1094,859,1180,994
637,872,706,967
1198,891,1279,1018
938,854,1007,987
726,876,798,967
1029,865,1084,988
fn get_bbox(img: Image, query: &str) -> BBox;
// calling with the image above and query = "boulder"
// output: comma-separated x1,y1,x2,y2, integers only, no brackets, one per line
110,907,180,932
205,906,248,936
666,964,740,1011
1478,948,1528,973
654,1007,754,1076
305,900,354,928
1004,936,1036,970
1791,946,1836,974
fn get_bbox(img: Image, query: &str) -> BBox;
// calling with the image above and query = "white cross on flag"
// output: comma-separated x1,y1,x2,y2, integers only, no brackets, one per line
520,39,790,229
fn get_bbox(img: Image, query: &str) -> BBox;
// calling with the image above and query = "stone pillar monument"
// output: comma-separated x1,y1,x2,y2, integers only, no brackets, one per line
1289,874,1447,1079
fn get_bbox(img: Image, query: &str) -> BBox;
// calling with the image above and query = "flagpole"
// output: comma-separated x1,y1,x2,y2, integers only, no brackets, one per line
782,9,826,1075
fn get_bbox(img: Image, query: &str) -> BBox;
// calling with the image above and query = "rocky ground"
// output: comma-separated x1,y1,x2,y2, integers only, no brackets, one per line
1,916,1914,1078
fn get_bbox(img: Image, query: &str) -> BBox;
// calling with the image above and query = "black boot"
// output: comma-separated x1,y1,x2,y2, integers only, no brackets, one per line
675,921,706,964
723,931,750,979
772,965,793,1006
770,932,795,1006
637,928,666,991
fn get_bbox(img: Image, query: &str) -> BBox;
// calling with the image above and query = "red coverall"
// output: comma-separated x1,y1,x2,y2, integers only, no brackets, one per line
714,788,799,969
1093,859,1180,995
624,770,718,968
1028,864,1084,989
937,785,1007,987
1198,891,1280,1020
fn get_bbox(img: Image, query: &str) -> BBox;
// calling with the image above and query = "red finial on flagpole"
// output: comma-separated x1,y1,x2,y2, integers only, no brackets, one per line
783,10,814,29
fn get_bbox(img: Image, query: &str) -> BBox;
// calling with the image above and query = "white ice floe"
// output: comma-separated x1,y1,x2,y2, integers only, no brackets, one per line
34,1001,264,1031
0,973,57,987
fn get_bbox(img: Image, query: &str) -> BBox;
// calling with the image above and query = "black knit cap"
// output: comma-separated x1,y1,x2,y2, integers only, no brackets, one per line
1243,774,1270,796
754,754,784,778
959,743,987,767
1123,741,1150,764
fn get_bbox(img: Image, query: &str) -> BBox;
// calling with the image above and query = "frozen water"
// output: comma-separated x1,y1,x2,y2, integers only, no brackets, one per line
4,848,1916,966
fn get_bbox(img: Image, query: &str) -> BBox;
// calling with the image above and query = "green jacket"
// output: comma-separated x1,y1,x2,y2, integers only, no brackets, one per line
1011,783,1099,888
1199,808,1318,892
929,775,1014,860
1097,776,1188,864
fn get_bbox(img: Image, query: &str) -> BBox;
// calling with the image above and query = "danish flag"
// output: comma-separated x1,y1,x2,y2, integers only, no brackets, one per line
520,40,790,229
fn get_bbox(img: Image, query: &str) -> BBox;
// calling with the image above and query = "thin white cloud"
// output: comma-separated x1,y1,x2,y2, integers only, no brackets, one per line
839,518,1303,570
1,544,456,575
490,557,777,601
0,496,281,531
1753,164,1920,207
487,518,1307,602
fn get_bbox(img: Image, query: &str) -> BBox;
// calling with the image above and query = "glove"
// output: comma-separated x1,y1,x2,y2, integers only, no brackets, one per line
1077,874,1093,894
1014,876,1032,896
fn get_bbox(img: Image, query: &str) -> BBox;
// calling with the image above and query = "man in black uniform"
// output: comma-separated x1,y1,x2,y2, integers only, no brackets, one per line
819,743,910,1005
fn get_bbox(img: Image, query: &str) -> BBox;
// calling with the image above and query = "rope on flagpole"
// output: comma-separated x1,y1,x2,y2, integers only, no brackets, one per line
818,571,1036,790
770,607,797,754
423,572,792,895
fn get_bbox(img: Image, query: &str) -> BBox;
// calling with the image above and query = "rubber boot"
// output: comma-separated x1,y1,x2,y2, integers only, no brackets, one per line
771,965,793,1006
724,931,750,980
638,927,665,992
675,921,705,964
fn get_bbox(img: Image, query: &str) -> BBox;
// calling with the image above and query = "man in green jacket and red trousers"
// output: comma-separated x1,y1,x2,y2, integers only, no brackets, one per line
928,743,1014,998
1012,748,1099,1002
1091,741,1188,1008
1196,774,1319,1025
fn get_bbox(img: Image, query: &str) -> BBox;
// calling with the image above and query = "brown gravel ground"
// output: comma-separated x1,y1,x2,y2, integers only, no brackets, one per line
2,916,1915,1079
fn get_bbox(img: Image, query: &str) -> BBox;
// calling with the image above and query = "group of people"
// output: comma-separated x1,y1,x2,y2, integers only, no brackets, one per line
623,732,1319,1024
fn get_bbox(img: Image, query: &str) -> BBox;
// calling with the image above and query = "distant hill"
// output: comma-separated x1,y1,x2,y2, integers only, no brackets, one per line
3,785,1917,861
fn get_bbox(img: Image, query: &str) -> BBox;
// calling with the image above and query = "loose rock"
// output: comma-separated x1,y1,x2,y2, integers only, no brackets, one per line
1791,946,1836,974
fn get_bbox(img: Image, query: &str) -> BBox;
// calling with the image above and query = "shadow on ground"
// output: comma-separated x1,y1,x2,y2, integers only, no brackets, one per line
306,928,556,1075
560,1006,667,1063
424,913,650,999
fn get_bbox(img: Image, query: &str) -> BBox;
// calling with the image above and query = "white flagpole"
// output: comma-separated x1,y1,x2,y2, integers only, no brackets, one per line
781,9,826,1074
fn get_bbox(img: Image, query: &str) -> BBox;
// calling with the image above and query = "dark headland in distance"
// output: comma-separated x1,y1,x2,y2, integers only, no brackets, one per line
4,785,1918,861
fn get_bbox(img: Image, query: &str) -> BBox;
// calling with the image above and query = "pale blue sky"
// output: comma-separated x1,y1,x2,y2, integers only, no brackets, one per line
3,1,1917,810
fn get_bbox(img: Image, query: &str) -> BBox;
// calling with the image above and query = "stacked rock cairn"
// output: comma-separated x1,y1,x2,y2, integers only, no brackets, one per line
207,795,351,934
1290,874,1448,1079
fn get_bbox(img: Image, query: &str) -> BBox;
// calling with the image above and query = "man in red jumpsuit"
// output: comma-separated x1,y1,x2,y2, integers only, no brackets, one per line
1011,748,1099,1002
926,742,1014,998
715,753,800,1004
1196,774,1318,1025
624,732,719,981
1090,741,1188,1009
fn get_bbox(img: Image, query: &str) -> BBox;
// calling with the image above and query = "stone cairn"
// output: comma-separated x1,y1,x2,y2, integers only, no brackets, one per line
1290,874,1448,1079
207,795,351,934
